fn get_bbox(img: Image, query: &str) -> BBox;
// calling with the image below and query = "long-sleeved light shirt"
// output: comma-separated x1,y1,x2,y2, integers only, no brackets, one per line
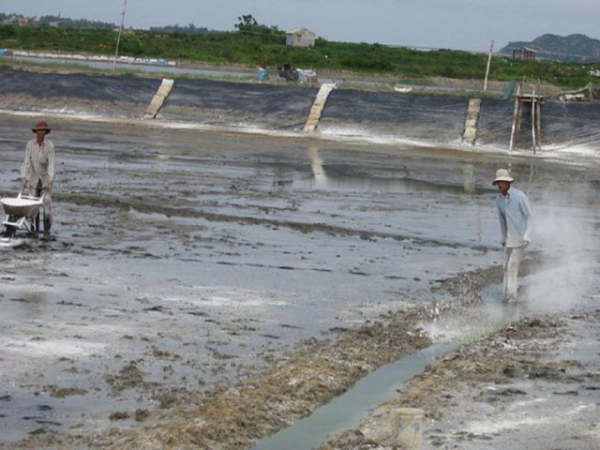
21,138,55,189
496,186,533,248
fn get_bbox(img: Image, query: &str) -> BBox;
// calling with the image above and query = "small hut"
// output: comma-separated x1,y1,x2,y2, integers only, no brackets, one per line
512,47,536,61
286,28,316,47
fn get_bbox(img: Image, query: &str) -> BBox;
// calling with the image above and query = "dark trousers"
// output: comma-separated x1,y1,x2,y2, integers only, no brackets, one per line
33,181,52,233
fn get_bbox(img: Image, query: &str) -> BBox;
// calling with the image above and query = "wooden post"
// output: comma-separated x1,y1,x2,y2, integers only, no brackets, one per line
536,99,542,151
531,90,537,154
534,78,542,152
515,100,522,147
509,83,521,152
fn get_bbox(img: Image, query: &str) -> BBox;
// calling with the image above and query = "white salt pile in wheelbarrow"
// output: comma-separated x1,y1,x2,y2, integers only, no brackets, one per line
1,193,44,246
1,195,43,219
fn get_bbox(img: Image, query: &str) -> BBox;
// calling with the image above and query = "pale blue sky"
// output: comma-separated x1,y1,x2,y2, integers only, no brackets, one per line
2,0,599,52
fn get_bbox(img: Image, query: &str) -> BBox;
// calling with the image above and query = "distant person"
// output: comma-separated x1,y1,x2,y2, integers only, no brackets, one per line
493,168,533,302
21,120,55,240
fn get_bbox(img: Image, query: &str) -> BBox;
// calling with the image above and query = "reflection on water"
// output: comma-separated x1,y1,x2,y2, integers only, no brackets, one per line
308,146,328,189
463,163,476,194
297,146,479,195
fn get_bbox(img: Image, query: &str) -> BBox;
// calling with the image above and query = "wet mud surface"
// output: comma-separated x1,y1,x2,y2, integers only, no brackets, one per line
324,310,600,450
0,108,599,450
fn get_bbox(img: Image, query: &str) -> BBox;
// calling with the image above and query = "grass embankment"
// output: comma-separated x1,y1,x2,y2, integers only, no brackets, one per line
1,24,599,91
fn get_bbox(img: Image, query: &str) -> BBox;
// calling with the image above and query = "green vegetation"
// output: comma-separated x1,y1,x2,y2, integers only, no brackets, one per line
1,21,599,90
0,12,115,29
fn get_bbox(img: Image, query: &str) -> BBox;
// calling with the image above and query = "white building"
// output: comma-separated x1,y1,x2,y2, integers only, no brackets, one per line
286,27,316,47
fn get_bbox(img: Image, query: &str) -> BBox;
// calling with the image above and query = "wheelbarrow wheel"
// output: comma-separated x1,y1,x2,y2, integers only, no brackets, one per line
3,215,18,237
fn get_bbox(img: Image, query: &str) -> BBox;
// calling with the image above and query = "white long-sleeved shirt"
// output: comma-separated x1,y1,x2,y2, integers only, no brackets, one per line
496,187,533,248
21,138,55,189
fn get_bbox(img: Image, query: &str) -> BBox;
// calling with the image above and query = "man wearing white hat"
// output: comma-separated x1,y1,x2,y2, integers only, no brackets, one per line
21,120,55,240
493,168,533,302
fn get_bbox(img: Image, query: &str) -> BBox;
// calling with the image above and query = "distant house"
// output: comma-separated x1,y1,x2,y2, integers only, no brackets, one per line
286,27,316,47
512,47,536,61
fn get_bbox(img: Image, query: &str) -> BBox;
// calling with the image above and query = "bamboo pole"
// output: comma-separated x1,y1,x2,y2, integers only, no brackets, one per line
113,0,127,72
535,78,543,152
536,100,542,151
483,40,494,94
509,83,521,152
531,89,537,154
515,100,522,147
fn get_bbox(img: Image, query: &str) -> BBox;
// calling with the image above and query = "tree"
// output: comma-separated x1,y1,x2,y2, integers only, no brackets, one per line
235,15,258,32
234,14,280,36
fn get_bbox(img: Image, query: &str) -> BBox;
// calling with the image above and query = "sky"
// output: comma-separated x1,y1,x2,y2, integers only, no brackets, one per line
2,0,600,53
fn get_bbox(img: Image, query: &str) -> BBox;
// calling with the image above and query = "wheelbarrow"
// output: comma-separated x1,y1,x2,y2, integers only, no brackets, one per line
1,190,45,240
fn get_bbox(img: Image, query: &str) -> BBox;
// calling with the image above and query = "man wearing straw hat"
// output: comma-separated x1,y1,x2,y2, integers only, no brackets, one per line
21,120,55,240
493,168,533,302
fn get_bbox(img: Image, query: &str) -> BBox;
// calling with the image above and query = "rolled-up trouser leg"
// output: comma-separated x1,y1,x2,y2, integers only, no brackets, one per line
503,246,524,301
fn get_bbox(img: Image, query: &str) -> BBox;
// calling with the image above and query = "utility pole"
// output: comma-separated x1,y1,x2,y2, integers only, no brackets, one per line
113,0,127,71
483,40,494,94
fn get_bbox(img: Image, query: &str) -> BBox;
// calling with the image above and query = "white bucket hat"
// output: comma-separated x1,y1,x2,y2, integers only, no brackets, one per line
492,169,514,185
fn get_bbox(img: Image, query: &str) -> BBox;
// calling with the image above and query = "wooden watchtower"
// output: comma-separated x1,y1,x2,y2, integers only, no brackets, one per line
509,83,544,153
